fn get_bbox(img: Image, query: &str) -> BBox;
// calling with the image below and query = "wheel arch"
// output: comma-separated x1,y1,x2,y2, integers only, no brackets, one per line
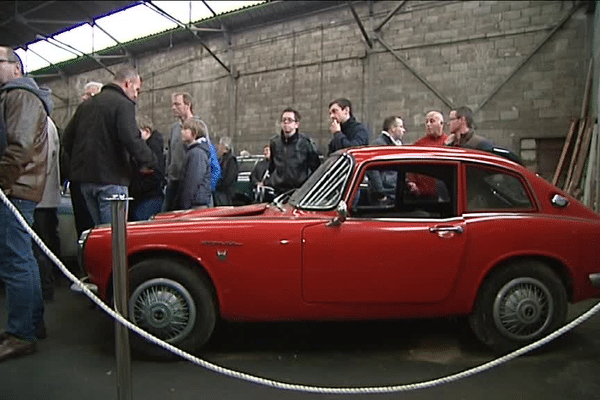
105,249,220,314
477,255,573,304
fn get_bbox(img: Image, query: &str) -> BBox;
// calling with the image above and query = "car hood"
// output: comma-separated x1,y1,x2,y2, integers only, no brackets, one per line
152,203,271,221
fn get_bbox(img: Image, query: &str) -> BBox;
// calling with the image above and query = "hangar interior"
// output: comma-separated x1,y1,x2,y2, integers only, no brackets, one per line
2,0,600,209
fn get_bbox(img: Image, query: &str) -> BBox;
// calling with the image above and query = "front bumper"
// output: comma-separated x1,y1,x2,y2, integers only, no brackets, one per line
69,276,98,294
590,273,600,288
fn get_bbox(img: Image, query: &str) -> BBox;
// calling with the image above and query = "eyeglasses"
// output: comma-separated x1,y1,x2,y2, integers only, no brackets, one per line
281,118,297,124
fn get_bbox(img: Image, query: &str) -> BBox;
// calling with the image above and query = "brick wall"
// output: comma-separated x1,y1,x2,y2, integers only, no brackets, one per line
47,1,590,162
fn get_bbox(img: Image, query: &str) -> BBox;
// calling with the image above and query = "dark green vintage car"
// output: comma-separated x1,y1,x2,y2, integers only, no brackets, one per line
232,154,265,205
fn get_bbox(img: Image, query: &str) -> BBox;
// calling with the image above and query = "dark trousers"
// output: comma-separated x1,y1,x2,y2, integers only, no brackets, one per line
70,181,94,237
163,180,180,212
32,208,60,302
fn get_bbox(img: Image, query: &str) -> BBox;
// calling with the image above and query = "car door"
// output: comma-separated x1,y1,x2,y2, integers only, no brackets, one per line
301,161,467,304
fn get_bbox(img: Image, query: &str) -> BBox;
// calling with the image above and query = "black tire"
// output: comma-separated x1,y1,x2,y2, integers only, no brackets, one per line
128,258,217,359
469,261,568,354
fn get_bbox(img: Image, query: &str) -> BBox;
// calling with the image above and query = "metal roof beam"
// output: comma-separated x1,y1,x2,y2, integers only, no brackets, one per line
144,1,231,74
374,0,407,32
35,34,115,76
347,2,372,48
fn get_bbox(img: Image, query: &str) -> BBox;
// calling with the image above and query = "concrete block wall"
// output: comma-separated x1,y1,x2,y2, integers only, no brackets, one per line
47,0,589,161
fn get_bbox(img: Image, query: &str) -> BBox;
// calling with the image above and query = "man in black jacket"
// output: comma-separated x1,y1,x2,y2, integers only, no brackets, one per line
63,66,155,225
265,108,321,196
215,136,238,206
128,116,165,221
327,98,370,155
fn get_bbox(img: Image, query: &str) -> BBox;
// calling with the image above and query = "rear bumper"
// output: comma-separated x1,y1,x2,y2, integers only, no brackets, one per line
590,273,600,288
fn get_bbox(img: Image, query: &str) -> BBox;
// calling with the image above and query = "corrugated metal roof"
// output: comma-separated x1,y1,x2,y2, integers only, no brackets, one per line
2,1,348,81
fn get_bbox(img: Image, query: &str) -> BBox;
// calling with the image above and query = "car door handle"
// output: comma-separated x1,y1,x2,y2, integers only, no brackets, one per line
429,225,464,234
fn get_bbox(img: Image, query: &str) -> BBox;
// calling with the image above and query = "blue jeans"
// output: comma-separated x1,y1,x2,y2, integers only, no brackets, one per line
0,197,44,341
80,183,128,226
130,195,164,221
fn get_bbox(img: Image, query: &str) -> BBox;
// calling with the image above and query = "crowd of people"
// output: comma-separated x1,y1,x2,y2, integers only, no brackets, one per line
0,44,515,362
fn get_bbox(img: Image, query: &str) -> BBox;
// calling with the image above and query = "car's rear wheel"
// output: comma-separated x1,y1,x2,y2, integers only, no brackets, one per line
128,258,216,359
469,261,567,354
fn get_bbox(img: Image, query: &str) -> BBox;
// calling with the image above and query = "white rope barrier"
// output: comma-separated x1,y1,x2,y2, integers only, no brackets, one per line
2,187,599,394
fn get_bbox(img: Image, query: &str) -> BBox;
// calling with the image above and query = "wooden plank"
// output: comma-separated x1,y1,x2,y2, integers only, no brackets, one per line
552,118,578,186
563,118,586,191
582,123,598,207
568,123,594,195
563,59,594,191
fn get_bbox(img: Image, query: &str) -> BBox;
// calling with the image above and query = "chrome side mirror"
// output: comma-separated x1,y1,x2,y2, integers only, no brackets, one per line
551,194,569,208
328,200,348,227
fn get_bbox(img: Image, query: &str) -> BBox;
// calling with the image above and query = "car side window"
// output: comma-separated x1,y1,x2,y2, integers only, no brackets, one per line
465,165,533,212
352,162,457,219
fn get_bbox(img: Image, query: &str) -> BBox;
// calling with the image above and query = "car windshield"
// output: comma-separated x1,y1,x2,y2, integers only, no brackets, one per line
289,154,353,210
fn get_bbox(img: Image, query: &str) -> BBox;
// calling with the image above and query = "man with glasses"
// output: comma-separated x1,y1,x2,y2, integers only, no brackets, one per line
0,46,53,361
446,106,522,164
445,106,493,151
263,108,321,196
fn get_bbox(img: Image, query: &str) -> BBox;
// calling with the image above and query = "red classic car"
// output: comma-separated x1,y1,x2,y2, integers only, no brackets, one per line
80,146,600,358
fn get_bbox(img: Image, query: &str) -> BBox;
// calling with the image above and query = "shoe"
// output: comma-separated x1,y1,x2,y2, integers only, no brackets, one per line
0,334,37,362
35,322,47,340
0,324,46,341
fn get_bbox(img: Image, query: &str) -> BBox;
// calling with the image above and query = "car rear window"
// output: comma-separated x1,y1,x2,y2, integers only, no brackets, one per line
465,165,533,212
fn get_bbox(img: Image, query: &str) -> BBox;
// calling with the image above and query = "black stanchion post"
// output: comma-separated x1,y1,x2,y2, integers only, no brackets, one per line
109,194,132,400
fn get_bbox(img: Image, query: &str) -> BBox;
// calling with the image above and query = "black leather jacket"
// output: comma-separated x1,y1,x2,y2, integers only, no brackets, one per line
266,130,321,194
63,83,156,186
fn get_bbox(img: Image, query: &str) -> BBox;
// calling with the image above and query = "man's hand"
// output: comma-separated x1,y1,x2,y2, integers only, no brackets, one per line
330,119,341,134
407,181,419,195
139,167,155,176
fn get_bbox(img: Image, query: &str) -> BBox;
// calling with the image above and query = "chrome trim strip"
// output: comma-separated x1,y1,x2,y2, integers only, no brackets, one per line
590,273,600,288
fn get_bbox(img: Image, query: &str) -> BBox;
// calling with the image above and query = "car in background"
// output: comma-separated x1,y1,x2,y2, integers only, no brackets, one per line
232,154,264,205
78,146,600,358
57,187,79,263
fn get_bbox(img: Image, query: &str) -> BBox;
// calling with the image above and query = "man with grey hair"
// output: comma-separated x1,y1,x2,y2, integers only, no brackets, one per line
64,82,102,241
81,81,102,102
63,66,156,225
215,136,238,206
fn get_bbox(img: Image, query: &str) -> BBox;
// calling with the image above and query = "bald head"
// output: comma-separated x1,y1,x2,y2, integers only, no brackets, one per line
425,111,444,138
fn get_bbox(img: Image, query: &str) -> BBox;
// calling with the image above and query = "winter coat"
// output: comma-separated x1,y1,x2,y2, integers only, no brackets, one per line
0,77,53,201
129,130,166,200
328,116,369,155
176,138,211,209
62,83,156,186
266,130,321,194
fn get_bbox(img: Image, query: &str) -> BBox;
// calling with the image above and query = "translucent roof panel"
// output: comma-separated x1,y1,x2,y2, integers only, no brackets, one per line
17,1,265,74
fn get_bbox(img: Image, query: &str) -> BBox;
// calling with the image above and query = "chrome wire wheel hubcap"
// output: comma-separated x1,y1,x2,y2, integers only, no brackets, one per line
493,277,554,341
129,278,196,343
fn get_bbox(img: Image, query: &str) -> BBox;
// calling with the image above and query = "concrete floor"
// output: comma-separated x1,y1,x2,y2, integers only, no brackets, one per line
0,279,599,400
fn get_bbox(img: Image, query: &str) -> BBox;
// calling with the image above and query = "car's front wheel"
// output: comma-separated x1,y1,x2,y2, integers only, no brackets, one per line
469,261,568,354
128,258,216,359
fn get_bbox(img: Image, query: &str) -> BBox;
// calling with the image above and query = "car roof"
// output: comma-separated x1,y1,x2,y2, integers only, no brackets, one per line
343,145,522,169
